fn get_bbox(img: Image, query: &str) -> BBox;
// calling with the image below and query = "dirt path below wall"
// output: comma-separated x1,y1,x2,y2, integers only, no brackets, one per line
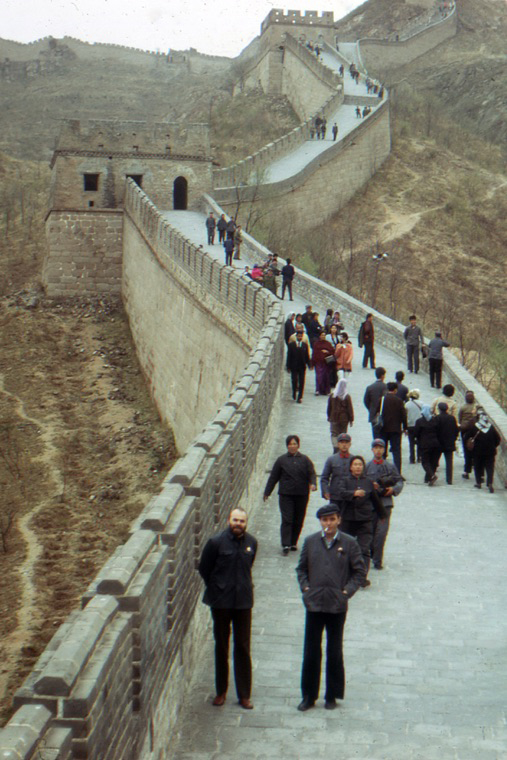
0,294,177,725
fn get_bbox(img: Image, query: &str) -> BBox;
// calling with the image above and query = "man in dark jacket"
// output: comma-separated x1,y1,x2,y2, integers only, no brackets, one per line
403,315,423,373
296,504,365,712
434,401,459,484
217,214,227,243
223,237,234,266
363,367,387,435
281,258,295,301
358,313,375,368
286,331,311,403
284,313,296,346
264,435,317,554
381,382,408,473
366,439,404,570
198,508,257,709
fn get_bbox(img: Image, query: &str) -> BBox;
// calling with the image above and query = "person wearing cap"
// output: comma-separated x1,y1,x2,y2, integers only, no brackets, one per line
337,456,387,585
434,401,459,484
405,390,423,464
263,435,317,555
427,331,450,389
366,440,404,570
295,504,366,712
320,433,354,502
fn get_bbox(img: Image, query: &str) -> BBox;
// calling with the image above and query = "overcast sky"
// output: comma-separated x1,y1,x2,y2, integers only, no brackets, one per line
3,1,364,57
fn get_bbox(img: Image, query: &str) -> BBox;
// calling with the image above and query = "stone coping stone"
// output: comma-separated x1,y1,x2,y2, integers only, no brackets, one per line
81,531,156,598
129,483,185,533
212,404,236,429
39,726,73,759
34,596,118,696
192,425,223,452
168,446,207,485
0,704,53,759
236,373,255,393
161,495,197,545
225,389,247,409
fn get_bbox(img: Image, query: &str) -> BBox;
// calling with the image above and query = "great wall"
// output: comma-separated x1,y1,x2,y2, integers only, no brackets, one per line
1,3,506,758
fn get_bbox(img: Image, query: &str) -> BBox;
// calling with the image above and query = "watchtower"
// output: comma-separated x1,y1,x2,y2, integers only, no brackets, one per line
260,9,336,51
44,119,213,296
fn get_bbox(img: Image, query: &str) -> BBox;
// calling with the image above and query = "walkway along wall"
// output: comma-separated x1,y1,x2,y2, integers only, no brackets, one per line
213,100,391,228
204,192,507,488
357,4,458,76
1,183,285,759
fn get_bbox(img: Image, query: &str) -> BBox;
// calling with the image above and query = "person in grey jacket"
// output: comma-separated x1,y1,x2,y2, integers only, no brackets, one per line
296,504,366,712
366,439,404,570
320,433,355,502
403,315,423,373
427,331,450,388
363,367,387,435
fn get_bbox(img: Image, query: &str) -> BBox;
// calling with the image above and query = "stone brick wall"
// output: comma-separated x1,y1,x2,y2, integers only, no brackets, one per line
43,210,123,296
3,182,285,760
281,34,342,120
213,102,391,227
358,7,458,75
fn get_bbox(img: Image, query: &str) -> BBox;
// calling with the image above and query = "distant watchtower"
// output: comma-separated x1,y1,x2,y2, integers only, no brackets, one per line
260,8,336,51
44,119,212,296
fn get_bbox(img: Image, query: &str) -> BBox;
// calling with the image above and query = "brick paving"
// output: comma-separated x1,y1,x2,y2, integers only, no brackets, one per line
168,269,507,760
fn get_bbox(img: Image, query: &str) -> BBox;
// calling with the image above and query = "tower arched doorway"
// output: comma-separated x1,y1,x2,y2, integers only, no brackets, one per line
173,176,188,210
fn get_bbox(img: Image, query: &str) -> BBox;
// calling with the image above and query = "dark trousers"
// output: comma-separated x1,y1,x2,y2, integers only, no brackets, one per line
225,250,233,266
362,342,375,368
281,279,293,300
407,344,419,372
407,427,420,463
372,505,392,567
429,357,443,388
382,431,402,474
211,608,252,700
207,229,215,244
461,432,473,474
436,449,454,484
290,368,306,401
473,454,495,487
218,229,226,243
421,448,439,481
279,494,309,547
301,611,346,702
340,518,373,575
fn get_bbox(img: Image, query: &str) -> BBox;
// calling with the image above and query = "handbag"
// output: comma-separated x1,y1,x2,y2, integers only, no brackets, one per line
325,355,336,365
465,432,479,451
372,397,385,436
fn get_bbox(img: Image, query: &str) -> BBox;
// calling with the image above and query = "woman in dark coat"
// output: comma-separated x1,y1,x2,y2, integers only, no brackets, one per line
414,405,440,485
465,409,501,493
311,331,334,396
337,456,386,586
327,378,354,451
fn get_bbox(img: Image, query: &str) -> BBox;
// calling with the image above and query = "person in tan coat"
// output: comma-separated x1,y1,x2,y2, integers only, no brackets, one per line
335,333,353,377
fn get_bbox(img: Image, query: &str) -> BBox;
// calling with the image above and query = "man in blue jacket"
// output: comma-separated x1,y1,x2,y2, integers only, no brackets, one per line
296,504,365,712
198,508,257,709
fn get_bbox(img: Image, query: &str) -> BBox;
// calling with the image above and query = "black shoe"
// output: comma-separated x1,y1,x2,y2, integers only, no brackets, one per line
297,697,315,712
462,473,469,480
488,485,495,493
290,545,298,551
373,563,383,570
297,399,302,404
409,459,416,465
282,546,290,556
324,699,337,710
474,484,481,489
360,579,371,588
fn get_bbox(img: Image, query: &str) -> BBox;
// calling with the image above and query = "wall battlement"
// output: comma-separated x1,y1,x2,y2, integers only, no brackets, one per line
261,8,335,34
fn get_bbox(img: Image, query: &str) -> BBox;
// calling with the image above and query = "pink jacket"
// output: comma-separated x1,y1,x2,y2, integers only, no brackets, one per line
335,342,353,371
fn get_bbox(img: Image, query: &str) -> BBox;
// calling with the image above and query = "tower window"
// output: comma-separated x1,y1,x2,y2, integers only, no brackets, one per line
127,174,143,187
83,173,99,191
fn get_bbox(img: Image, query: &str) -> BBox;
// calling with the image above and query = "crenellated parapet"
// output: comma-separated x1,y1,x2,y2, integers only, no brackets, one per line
261,8,335,34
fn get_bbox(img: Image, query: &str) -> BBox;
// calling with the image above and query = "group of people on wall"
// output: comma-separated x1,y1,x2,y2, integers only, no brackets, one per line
197,304,502,718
